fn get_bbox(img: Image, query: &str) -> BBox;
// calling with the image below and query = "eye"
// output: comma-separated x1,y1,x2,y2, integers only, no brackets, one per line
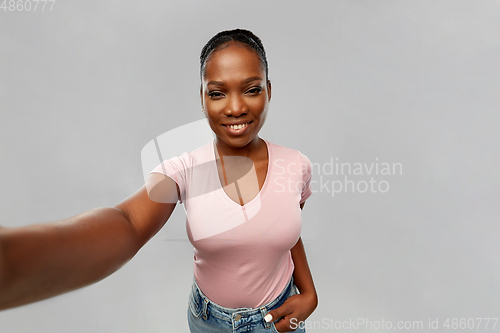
208,91,224,99
246,86,263,95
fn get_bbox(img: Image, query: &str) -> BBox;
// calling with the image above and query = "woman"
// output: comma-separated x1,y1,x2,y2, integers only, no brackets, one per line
0,29,317,332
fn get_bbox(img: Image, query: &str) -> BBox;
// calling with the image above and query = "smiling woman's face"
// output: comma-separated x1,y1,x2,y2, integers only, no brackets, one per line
200,42,271,152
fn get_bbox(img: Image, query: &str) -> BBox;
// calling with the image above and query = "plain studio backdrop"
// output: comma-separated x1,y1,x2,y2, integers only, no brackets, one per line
1,1,499,332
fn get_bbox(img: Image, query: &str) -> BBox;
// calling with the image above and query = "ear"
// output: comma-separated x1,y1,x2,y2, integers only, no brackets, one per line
267,80,272,102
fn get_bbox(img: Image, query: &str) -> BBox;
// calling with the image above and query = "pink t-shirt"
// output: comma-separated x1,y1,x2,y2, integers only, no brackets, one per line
150,139,312,308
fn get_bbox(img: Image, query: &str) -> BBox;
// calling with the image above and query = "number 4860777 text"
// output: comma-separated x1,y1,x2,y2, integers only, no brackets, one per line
1,0,56,11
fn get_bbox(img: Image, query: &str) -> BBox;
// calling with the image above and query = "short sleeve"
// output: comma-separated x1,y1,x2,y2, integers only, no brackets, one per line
149,154,188,204
299,152,313,204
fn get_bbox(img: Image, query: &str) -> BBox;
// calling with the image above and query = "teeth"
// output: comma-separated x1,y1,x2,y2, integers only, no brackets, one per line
228,123,249,130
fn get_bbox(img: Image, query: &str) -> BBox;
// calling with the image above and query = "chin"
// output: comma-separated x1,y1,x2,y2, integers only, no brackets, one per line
220,135,256,148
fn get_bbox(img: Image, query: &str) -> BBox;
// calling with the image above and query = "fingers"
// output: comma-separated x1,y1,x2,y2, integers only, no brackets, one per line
266,295,308,332
266,306,297,332
265,302,292,325
274,316,298,333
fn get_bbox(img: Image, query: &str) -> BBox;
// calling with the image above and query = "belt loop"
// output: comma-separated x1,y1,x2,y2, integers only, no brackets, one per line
202,297,209,320
260,306,271,329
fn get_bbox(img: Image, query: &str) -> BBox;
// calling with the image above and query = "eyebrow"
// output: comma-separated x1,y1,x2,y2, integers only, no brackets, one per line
207,76,263,87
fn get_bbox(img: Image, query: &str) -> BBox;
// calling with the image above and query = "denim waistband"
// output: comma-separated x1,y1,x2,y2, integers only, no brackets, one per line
190,276,295,329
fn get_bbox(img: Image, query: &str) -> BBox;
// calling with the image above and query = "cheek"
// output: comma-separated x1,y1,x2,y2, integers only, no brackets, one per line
249,98,267,113
205,109,224,131
205,101,224,115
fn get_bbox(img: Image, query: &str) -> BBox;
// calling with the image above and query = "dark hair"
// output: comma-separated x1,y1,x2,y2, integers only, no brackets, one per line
200,28,269,82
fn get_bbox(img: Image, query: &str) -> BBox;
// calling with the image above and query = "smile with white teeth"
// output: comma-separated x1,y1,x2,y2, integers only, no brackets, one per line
226,122,250,130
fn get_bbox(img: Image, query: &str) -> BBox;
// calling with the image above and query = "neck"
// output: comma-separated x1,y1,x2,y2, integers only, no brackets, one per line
215,136,263,157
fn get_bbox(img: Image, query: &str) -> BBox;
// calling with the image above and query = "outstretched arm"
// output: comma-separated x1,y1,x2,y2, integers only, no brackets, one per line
0,179,178,311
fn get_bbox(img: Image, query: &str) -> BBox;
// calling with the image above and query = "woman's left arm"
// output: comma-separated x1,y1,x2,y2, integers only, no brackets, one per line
266,202,318,332
291,237,318,305
291,203,318,302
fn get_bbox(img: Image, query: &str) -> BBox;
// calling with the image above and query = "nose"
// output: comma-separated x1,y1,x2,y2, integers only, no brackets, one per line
224,94,248,117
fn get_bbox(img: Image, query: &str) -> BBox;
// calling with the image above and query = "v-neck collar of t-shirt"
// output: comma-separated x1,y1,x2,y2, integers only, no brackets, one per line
211,139,271,208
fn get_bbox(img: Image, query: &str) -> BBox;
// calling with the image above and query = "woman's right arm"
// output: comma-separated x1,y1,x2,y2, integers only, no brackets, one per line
0,176,178,311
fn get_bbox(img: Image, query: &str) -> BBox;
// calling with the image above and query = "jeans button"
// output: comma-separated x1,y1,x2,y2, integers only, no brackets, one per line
234,314,242,321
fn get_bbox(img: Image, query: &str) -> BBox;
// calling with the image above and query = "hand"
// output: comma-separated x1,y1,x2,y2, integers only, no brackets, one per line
265,291,317,332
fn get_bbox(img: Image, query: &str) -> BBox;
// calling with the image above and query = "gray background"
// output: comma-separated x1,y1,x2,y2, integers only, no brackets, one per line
1,0,499,332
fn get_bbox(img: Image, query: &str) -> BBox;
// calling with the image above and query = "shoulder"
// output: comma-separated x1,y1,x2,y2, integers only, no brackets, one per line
265,140,311,164
265,140,312,177
173,140,213,165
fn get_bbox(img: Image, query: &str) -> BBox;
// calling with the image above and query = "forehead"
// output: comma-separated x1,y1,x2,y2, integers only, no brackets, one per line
204,43,265,82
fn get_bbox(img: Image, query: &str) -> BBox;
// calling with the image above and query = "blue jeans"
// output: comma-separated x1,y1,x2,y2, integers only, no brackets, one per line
187,276,306,333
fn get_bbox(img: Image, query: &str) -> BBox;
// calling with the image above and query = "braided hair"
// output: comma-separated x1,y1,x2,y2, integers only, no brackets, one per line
200,29,269,82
